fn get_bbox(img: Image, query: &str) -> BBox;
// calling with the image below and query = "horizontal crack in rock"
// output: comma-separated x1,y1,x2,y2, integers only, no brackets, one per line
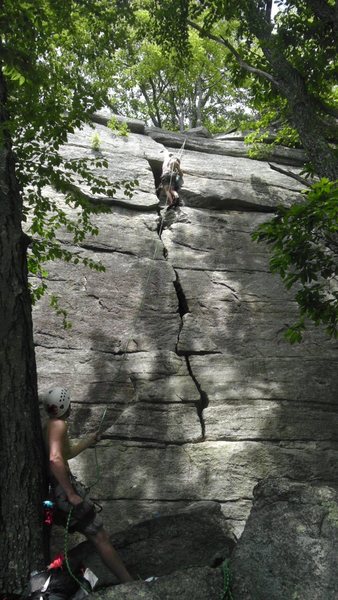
80,243,140,258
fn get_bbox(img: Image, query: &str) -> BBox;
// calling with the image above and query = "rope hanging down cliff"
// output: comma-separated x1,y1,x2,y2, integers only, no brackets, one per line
43,138,187,590
93,137,187,433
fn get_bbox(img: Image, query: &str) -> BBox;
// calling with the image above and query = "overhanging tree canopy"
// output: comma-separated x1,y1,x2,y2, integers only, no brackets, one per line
151,0,338,179
108,6,251,132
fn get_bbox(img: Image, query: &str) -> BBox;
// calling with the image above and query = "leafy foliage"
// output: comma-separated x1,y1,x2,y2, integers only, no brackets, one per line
108,116,130,137
252,179,338,341
240,100,302,160
1,0,136,316
2,0,337,340
107,6,251,132
91,132,101,151
150,0,338,178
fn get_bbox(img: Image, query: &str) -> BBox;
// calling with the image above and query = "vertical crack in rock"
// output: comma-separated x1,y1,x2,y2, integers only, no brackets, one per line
172,268,208,440
173,269,189,318
147,157,163,192
185,356,209,439
157,211,169,260
146,157,169,249
149,165,208,441
173,269,188,354
146,157,163,226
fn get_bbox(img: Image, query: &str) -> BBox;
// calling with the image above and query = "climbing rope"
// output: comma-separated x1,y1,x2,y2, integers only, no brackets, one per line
221,560,233,600
63,508,90,593
60,136,188,586
177,137,186,161
93,135,188,430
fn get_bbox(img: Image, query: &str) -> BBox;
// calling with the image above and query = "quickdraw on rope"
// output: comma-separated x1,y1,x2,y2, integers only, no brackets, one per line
43,499,54,526
221,560,233,600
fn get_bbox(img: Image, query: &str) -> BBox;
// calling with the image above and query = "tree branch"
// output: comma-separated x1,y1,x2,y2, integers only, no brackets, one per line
268,162,313,187
314,97,338,119
200,73,225,95
149,76,165,126
157,72,170,97
187,19,279,87
303,0,336,26
139,83,161,128
265,0,273,23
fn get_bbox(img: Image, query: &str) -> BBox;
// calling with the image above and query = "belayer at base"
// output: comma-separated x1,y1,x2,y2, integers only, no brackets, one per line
41,387,133,584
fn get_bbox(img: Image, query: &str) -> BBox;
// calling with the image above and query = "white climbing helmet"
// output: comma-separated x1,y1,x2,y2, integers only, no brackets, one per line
43,387,71,418
169,152,180,162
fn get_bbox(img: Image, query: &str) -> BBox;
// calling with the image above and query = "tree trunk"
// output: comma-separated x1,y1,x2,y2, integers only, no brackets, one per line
188,7,338,178
140,83,162,128
195,77,204,127
246,0,338,180
178,97,185,132
0,71,48,593
261,45,338,179
287,93,338,180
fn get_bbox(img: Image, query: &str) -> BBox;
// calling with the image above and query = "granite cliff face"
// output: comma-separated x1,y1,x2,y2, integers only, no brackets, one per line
34,113,338,547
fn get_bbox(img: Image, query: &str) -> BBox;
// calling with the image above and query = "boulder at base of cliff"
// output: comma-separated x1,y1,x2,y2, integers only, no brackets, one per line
230,477,338,600
73,501,235,588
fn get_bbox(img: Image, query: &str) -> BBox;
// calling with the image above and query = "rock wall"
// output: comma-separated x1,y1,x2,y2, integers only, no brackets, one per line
34,116,338,542
230,478,338,600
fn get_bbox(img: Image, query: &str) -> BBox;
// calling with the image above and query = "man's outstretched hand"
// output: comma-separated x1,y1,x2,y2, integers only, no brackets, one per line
88,430,102,446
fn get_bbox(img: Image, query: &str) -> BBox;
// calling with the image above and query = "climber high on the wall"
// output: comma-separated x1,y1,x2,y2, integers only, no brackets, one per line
159,150,184,209
42,387,133,584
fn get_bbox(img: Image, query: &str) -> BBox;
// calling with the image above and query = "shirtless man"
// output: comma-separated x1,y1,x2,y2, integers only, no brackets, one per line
42,387,133,584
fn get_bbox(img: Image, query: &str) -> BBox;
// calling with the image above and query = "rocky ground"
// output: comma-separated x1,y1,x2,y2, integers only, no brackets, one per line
65,479,338,599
